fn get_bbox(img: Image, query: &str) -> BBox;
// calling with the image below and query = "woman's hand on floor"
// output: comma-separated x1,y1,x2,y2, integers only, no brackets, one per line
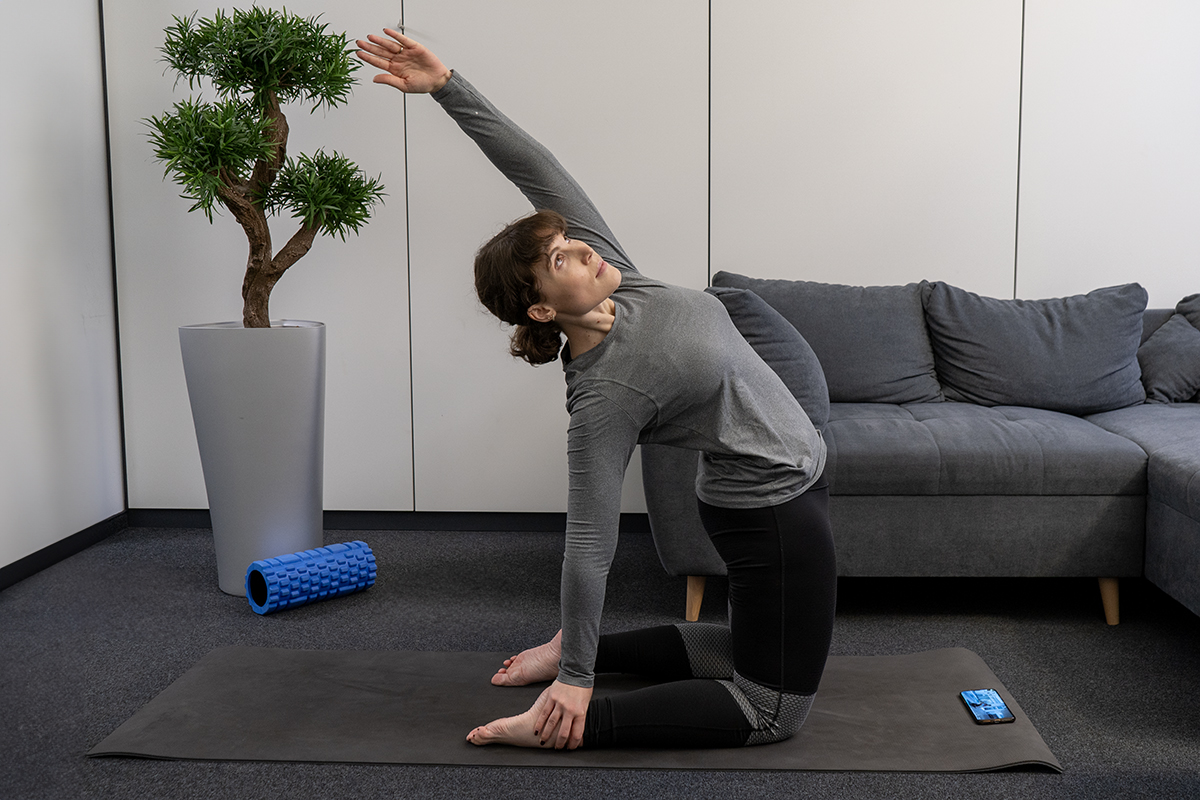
355,29,452,94
535,680,593,749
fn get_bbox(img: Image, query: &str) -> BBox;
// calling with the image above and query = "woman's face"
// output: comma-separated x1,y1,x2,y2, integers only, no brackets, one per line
527,234,621,323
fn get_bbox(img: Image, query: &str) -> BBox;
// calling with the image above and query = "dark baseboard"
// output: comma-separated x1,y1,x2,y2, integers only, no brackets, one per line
1,511,128,592
324,510,652,533
126,509,653,534
126,508,213,528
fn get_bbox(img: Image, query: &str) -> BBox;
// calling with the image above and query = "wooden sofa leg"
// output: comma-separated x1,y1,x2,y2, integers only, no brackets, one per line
1098,578,1120,625
686,576,706,622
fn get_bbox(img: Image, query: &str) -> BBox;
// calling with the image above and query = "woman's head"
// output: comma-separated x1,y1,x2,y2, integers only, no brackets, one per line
473,210,568,365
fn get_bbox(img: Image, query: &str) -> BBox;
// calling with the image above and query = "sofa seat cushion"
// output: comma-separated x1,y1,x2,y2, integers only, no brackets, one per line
1087,403,1200,520
824,402,1147,496
1149,449,1200,523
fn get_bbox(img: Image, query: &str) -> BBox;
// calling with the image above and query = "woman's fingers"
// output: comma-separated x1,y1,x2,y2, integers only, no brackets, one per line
534,698,554,738
538,701,581,750
356,38,394,58
553,713,573,749
372,73,407,91
541,709,563,745
355,50,391,71
565,714,586,750
355,27,452,93
367,32,403,52
382,28,421,49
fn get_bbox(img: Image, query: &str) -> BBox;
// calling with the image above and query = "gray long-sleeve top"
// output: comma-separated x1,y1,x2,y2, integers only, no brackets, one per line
432,73,826,688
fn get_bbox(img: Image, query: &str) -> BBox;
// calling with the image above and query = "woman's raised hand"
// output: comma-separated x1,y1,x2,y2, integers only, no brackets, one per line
356,29,452,94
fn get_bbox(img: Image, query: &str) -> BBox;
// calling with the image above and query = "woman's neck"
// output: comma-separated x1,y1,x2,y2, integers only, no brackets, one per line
559,297,616,360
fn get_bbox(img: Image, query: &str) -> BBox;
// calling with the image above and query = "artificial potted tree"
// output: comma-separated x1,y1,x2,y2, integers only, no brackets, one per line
147,6,384,594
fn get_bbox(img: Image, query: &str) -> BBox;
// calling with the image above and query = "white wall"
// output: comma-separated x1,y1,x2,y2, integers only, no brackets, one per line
1017,0,1200,307
0,1,125,568
96,0,1200,517
104,0,413,511
404,0,708,512
711,0,1024,297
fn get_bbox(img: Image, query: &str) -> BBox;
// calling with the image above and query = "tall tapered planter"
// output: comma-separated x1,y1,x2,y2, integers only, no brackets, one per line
179,320,326,595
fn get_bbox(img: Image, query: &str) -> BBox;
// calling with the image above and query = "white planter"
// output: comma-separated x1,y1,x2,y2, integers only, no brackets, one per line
179,320,325,595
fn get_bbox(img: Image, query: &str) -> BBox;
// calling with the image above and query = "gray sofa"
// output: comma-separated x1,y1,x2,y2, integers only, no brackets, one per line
642,274,1200,625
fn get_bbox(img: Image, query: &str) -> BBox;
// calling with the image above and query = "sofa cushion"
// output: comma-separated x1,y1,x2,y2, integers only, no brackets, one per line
1149,448,1200,524
1086,403,1200,521
922,282,1148,414
824,402,1147,496
705,286,829,429
1172,294,1200,401
711,272,942,404
1086,402,1200,456
1138,313,1200,403
1141,308,1175,344
1177,292,1200,330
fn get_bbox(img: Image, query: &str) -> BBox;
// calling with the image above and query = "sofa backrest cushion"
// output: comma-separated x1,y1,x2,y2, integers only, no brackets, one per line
1138,313,1200,403
1140,308,1174,344
922,281,1148,414
705,286,830,429
1177,292,1200,330
711,272,943,404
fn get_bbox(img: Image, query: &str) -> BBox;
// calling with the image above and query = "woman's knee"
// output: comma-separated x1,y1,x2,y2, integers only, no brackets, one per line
721,673,816,746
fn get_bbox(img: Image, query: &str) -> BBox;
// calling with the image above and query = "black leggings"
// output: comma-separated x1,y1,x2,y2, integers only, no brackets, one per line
581,475,836,748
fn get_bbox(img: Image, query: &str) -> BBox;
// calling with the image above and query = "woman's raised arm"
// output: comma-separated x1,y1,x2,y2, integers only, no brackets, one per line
355,29,635,272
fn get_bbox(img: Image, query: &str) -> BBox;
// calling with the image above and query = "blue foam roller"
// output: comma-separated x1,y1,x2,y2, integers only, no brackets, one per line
245,540,376,615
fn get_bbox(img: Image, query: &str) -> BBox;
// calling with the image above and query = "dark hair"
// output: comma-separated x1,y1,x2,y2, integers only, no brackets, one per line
473,210,568,365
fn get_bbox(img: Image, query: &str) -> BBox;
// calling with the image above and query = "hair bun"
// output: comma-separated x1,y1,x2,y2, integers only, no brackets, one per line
511,320,563,365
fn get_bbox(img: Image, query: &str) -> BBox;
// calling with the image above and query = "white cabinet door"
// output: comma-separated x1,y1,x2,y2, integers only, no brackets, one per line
1,0,124,566
1017,0,1200,307
711,0,1023,297
405,0,708,511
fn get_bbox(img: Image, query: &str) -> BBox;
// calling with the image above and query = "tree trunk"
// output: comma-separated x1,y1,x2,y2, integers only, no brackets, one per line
240,224,318,328
217,179,275,328
241,264,278,328
224,93,295,329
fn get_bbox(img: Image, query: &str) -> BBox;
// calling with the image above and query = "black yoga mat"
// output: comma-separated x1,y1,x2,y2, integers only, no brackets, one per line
88,646,1061,772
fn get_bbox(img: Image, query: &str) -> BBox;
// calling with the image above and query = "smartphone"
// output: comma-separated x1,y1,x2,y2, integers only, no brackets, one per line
960,689,1015,724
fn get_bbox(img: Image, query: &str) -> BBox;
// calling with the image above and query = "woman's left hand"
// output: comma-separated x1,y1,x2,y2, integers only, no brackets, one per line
535,680,593,749
355,29,452,94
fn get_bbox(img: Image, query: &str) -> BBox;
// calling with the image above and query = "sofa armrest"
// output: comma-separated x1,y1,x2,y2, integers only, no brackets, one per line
641,444,727,577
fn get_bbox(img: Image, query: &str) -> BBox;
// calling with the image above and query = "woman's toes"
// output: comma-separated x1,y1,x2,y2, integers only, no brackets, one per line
466,703,553,748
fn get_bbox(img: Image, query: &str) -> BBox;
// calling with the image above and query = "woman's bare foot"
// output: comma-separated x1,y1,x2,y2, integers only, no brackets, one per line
466,688,556,748
491,630,561,686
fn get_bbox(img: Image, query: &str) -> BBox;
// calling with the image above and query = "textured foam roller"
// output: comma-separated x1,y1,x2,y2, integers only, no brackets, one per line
245,541,376,615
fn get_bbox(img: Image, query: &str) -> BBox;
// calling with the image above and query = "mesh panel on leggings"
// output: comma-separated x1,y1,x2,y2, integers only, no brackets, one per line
717,671,815,746
673,623,735,679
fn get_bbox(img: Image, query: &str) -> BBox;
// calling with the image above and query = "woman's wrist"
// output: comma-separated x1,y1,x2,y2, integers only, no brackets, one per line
430,68,453,93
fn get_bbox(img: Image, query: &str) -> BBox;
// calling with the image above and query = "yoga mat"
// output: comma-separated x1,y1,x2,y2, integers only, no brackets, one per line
88,646,1061,772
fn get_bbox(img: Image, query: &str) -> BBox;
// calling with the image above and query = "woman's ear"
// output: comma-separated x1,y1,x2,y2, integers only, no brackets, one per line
527,302,555,323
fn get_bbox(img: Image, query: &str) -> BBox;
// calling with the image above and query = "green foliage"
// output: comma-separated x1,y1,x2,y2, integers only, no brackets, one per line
266,151,385,239
146,97,275,220
161,6,358,112
146,6,384,237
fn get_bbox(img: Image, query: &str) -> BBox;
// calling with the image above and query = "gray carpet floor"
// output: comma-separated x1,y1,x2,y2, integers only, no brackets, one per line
3,525,1200,799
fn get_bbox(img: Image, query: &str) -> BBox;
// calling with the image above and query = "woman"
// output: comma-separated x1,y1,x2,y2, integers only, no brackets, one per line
356,29,836,751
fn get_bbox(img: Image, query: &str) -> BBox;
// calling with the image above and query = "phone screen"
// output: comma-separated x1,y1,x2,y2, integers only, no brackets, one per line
960,689,1015,724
